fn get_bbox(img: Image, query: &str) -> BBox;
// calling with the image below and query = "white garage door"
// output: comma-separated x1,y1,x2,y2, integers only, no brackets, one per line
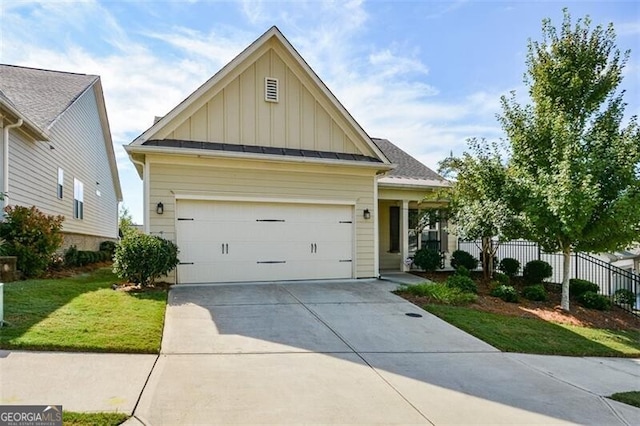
176,200,354,283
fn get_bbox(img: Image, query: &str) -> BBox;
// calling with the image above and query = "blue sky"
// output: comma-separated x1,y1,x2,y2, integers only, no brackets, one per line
2,0,638,224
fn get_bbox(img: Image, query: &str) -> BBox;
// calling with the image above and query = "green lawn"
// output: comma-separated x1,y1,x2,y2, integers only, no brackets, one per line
63,411,129,426
0,268,166,353
609,391,640,409
425,305,640,357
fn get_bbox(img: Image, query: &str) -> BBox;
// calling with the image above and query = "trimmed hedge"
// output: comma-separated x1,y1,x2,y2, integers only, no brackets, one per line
578,291,611,311
523,260,552,285
490,284,519,303
569,279,600,298
450,250,479,270
499,258,520,277
413,248,441,272
522,284,548,301
64,245,111,267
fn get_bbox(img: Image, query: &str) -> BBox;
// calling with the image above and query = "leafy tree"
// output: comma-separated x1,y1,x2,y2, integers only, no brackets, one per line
439,139,521,279
500,10,640,310
0,206,64,277
118,205,137,238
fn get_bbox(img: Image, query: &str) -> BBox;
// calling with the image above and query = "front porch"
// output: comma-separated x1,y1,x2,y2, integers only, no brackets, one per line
377,189,455,273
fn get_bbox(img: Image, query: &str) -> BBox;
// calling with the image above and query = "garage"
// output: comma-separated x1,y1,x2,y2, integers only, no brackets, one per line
175,200,354,283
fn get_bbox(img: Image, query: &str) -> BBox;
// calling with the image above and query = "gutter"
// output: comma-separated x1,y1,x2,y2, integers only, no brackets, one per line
2,118,23,209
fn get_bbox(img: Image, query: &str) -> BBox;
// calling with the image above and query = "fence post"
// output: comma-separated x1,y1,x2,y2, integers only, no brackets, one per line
575,253,579,279
537,244,541,261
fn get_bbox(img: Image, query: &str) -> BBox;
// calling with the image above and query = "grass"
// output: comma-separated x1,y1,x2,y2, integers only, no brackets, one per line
609,391,640,409
63,411,129,426
425,305,640,357
400,283,477,305
0,268,166,353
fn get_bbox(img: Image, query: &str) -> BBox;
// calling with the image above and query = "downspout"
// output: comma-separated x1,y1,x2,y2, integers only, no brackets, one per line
3,118,23,209
129,156,149,234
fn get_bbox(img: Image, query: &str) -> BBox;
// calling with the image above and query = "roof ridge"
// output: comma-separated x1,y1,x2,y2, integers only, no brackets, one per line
0,63,98,79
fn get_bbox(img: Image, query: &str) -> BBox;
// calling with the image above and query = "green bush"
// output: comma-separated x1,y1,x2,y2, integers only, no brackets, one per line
446,274,478,294
99,240,117,255
569,279,600,298
450,250,479,271
499,258,520,277
412,248,441,272
494,272,509,286
113,233,179,286
64,246,108,267
522,260,552,285
0,205,64,278
578,291,611,311
522,284,548,301
491,284,519,303
454,265,471,277
613,289,635,306
404,283,477,305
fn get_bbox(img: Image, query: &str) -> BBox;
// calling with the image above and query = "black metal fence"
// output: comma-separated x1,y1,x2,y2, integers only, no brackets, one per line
458,239,640,316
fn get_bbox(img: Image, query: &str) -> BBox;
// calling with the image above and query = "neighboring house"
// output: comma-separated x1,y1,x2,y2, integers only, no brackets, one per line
597,247,640,274
126,26,449,284
0,64,123,250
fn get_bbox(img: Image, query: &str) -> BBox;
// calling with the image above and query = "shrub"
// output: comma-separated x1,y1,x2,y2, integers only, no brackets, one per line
522,260,552,285
578,291,611,311
450,250,479,271
499,258,520,277
404,283,476,305
522,284,548,301
454,265,471,277
613,289,635,306
0,205,64,278
445,274,478,294
99,240,117,256
569,279,600,298
494,272,509,286
412,248,441,272
490,284,519,303
113,233,179,286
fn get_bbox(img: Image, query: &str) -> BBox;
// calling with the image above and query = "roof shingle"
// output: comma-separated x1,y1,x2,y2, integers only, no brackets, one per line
372,138,447,182
0,64,97,130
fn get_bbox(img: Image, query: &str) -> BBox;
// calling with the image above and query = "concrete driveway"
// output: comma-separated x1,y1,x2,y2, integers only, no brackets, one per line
134,280,640,425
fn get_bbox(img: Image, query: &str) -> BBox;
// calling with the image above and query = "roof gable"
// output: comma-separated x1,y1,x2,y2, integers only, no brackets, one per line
130,26,389,164
0,64,97,131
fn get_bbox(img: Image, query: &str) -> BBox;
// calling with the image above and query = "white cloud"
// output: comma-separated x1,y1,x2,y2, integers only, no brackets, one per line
1,0,512,223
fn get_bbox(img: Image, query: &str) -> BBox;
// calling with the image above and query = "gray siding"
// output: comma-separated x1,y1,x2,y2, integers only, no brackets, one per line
8,86,119,239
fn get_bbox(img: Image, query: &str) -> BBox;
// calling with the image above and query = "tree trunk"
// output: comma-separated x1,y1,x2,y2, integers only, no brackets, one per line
561,247,571,311
481,237,493,280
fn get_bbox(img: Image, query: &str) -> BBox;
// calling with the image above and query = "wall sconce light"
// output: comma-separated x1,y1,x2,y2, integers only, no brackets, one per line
363,208,371,220
156,202,164,215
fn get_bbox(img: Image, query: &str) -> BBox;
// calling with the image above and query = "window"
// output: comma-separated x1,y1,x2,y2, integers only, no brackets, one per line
73,178,84,219
57,168,64,199
389,206,400,252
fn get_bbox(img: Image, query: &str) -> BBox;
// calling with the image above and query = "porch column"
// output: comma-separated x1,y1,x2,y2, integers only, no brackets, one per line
400,199,409,272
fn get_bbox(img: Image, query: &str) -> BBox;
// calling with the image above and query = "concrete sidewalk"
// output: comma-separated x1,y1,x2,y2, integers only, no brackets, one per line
0,351,156,413
1,280,638,425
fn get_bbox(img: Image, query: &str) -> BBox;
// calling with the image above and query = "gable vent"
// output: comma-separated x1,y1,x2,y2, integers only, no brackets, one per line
265,77,279,102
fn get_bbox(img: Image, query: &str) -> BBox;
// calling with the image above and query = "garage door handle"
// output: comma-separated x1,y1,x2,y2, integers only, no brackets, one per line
310,243,317,253
221,243,229,254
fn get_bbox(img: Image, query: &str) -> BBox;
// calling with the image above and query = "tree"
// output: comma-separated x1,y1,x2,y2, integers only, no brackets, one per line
438,139,522,280
500,10,640,310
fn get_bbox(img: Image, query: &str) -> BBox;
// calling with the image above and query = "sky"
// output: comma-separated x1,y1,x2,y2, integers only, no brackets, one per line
1,0,638,224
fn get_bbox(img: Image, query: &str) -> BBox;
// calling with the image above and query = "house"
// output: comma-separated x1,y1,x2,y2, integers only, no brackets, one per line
126,26,450,284
0,65,123,250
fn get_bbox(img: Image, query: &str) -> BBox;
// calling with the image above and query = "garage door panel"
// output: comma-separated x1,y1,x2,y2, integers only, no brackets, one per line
176,200,354,283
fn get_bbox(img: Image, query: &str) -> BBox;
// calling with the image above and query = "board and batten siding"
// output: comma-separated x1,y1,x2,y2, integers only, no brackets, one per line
146,154,377,279
153,41,375,158
8,86,119,240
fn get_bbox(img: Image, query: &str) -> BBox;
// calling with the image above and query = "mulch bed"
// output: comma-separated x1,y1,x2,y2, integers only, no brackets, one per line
407,271,640,331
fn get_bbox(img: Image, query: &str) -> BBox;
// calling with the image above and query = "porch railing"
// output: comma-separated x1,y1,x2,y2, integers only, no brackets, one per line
457,239,640,317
